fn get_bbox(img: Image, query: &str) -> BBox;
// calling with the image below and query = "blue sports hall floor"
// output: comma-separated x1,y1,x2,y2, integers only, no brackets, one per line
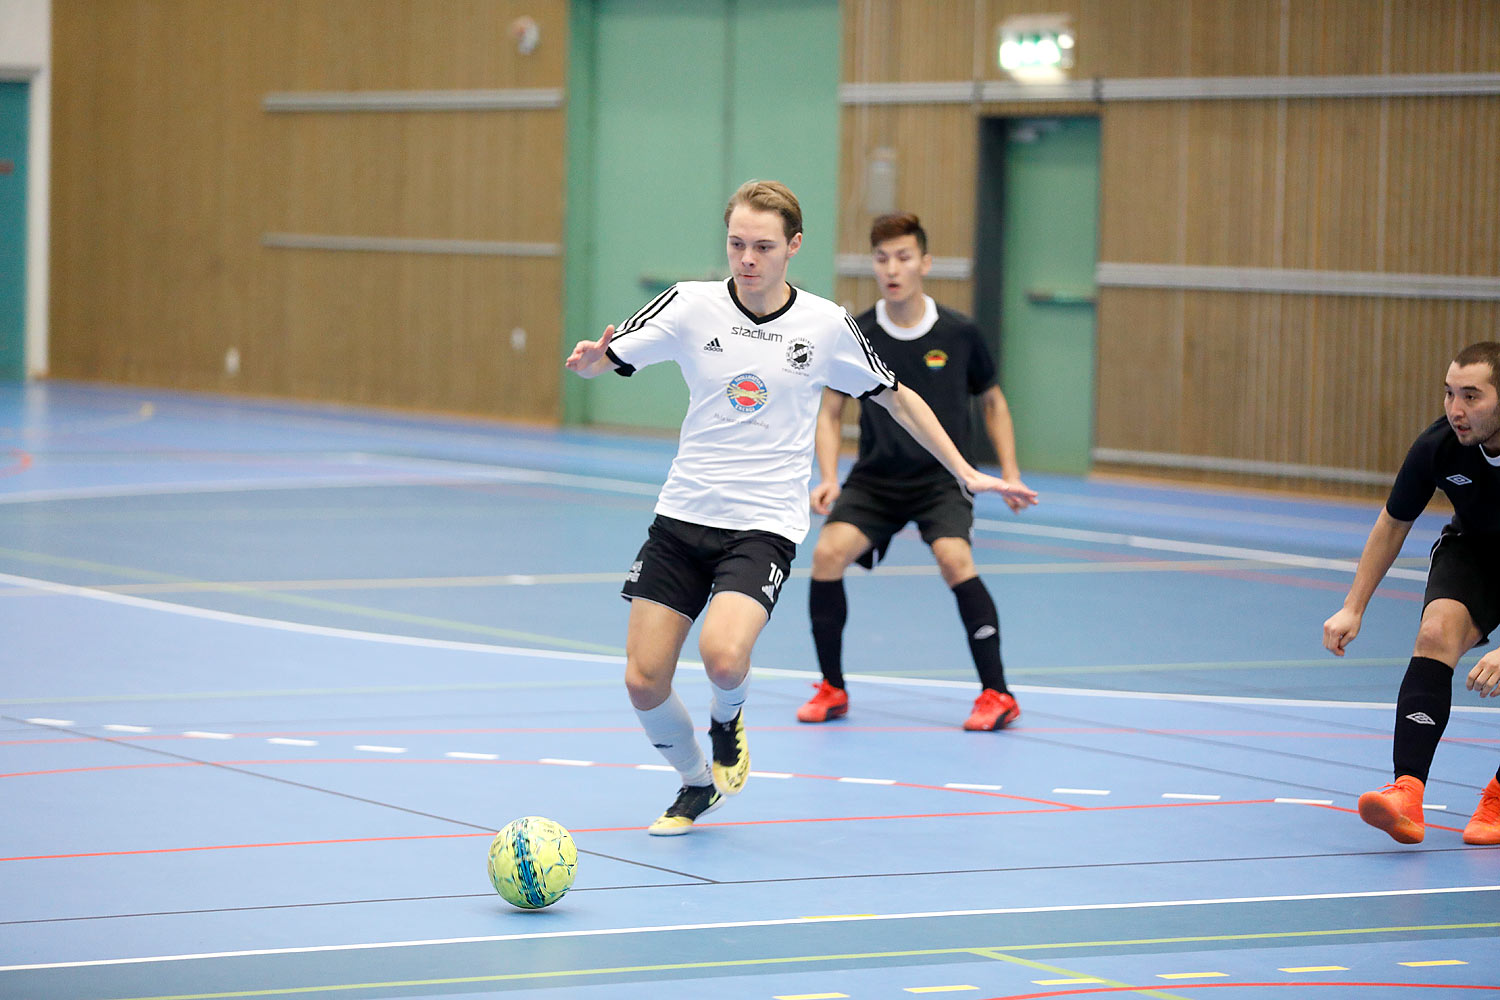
1,380,1496,1000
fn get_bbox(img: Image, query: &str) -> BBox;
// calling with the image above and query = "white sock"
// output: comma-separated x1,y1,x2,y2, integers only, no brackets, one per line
709,672,750,724
635,692,711,787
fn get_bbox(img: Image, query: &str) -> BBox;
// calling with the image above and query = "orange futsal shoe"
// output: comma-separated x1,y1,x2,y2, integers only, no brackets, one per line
1357,775,1426,844
963,689,1020,731
1462,777,1500,846
796,681,848,723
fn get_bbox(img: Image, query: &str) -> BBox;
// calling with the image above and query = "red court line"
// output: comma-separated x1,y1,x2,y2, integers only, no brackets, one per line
993,983,1499,999
0,449,33,478
0,798,1272,863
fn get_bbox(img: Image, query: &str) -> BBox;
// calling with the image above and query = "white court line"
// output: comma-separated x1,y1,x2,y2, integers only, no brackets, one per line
1275,797,1334,805
446,751,498,760
4,568,1498,715
23,717,75,726
102,724,152,733
181,731,233,740
5,884,1496,972
945,783,1002,791
1054,788,1110,796
267,738,318,747
973,517,1430,582
539,758,593,767
1163,793,1221,801
353,745,406,754
838,777,897,785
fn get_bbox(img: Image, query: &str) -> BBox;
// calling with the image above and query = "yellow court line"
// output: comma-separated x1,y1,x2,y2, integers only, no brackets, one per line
1157,972,1228,979
1280,966,1349,972
86,921,1500,1000
775,994,849,999
1400,959,1467,967
905,988,978,994
973,948,1191,1000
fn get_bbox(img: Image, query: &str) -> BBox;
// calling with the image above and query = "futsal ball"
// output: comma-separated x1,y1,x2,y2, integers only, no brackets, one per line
487,816,577,909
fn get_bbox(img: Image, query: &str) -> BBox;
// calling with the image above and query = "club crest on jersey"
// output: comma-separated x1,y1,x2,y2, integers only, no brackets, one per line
726,373,769,413
924,349,949,370
786,338,814,371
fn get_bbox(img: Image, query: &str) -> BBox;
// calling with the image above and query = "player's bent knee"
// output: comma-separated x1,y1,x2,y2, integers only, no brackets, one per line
624,663,673,709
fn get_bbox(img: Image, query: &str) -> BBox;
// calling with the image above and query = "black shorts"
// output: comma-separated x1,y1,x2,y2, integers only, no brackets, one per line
1425,526,1500,644
826,474,973,569
621,515,796,621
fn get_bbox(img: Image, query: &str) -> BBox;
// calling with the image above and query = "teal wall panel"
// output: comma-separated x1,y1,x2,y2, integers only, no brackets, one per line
564,0,839,430
0,81,27,382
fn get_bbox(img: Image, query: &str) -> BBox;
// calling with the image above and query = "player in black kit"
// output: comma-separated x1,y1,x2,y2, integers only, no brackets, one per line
1324,341,1500,846
798,213,1034,730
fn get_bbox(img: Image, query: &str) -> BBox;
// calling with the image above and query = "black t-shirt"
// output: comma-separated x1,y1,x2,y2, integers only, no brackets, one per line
846,301,997,484
1386,416,1500,539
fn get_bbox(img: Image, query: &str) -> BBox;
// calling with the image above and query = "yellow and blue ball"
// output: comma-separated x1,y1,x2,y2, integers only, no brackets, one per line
487,816,577,909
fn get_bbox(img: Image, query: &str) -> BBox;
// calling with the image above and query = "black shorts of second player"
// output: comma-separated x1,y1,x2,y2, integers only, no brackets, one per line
621,515,797,621
1424,526,1500,644
825,473,973,569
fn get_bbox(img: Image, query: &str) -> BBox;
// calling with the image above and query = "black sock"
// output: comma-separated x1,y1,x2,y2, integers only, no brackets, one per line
809,579,847,689
1392,655,1453,783
952,576,1006,693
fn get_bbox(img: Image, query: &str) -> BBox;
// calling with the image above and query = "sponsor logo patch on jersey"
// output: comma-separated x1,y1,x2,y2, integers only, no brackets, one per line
726,373,769,413
924,349,949,369
626,560,643,583
786,338,813,371
731,325,782,343
703,338,724,352
1446,474,1473,486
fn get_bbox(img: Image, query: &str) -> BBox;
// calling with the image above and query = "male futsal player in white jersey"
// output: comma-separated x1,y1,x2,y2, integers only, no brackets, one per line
565,180,1038,834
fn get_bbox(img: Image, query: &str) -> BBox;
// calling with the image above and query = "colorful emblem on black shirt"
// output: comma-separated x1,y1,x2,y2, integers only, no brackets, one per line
923,349,948,369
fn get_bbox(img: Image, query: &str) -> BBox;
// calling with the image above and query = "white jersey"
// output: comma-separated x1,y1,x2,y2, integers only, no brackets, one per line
607,279,897,543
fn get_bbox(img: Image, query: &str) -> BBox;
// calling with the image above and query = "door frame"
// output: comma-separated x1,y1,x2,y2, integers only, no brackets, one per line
0,65,44,380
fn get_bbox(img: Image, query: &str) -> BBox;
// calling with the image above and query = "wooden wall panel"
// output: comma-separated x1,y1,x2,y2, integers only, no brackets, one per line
50,0,566,423
844,0,1500,492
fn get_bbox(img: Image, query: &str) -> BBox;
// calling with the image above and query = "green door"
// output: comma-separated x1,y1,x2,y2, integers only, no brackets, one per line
0,82,27,382
998,117,1098,474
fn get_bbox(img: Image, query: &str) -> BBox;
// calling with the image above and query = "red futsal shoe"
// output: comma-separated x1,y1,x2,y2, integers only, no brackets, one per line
796,681,848,723
963,689,1020,731
1357,775,1426,844
1463,777,1500,846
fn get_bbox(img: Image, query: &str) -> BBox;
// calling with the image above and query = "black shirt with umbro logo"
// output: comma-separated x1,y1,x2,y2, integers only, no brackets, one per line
1387,416,1500,538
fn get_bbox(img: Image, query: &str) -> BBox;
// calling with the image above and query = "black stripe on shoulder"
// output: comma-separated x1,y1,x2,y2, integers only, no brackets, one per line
616,286,679,339
843,312,897,385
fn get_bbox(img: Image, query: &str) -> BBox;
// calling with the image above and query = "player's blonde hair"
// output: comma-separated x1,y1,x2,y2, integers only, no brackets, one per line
724,180,803,241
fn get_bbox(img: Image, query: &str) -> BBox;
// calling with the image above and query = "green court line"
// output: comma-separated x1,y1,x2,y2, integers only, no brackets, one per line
973,948,1189,1000
859,657,1409,679
0,547,624,655
85,921,1500,1000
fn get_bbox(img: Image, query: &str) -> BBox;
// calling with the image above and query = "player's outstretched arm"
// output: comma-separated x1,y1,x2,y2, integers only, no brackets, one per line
979,385,1031,513
564,325,618,379
810,387,847,515
1323,508,1414,656
870,383,1037,507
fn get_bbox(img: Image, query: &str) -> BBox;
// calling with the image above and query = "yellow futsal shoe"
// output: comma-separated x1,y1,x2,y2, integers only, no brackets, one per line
708,709,750,795
1463,777,1500,846
1357,775,1426,844
647,784,722,836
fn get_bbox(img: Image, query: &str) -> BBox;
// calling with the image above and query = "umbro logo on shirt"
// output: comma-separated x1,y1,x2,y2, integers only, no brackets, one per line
703,338,724,352
1405,711,1437,725
1446,474,1473,485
